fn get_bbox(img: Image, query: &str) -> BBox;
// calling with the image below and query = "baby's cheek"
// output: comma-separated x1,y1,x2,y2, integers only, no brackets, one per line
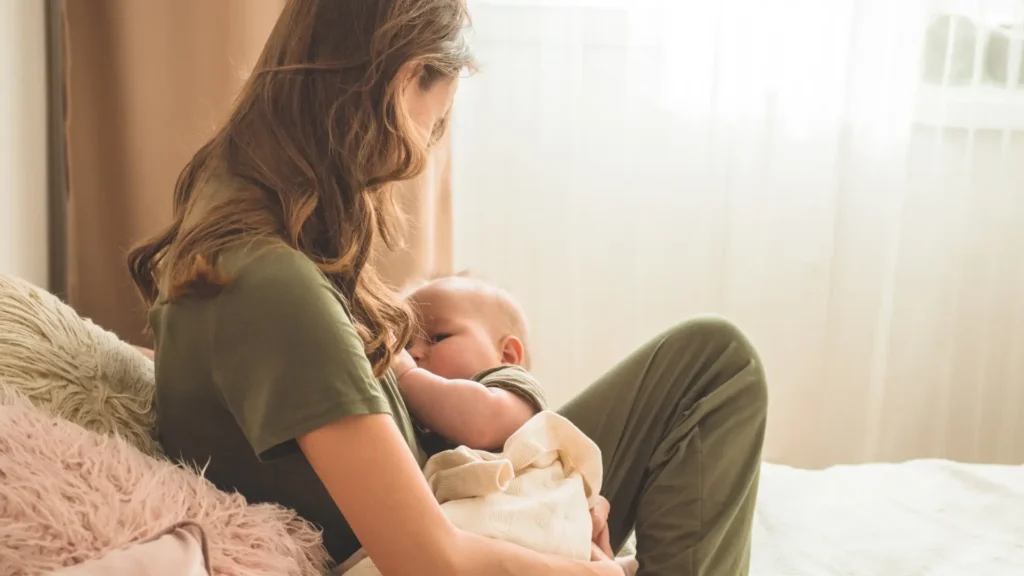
436,351,480,380
424,351,457,378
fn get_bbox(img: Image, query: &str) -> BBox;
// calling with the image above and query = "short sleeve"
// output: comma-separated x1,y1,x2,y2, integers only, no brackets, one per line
210,247,389,461
474,365,548,413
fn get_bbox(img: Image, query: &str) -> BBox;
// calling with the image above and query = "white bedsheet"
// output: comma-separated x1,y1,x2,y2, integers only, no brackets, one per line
752,459,1024,575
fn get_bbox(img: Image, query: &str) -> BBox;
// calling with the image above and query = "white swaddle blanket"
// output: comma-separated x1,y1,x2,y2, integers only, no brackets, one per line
341,411,604,575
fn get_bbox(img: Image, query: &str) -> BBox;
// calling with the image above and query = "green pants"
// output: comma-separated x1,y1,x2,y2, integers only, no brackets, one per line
558,316,768,576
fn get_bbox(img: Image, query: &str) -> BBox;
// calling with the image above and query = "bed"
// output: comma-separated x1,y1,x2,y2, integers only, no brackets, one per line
752,459,1024,574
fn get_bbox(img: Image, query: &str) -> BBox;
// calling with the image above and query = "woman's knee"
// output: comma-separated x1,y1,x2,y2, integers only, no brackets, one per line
660,314,754,353
658,314,768,407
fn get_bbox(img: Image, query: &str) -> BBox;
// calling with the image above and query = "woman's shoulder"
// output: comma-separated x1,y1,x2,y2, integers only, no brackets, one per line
205,239,351,322
209,238,339,307
220,238,326,288
151,239,344,335
150,238,360,377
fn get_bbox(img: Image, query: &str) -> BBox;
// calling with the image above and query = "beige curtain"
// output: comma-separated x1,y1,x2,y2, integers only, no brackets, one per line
64,0,451,346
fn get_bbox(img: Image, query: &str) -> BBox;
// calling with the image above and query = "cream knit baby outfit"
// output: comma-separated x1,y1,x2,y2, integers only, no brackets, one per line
341,411,604,574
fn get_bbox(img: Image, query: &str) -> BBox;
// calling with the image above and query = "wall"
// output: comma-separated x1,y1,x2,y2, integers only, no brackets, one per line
0,1,49,289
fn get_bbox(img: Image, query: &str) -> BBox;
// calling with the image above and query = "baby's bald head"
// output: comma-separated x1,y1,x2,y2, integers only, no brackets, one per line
405,274,531,378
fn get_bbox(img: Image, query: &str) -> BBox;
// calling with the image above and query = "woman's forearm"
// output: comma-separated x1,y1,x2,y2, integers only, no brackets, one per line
298,412,619,576
451,529,621,576
399,368,534,449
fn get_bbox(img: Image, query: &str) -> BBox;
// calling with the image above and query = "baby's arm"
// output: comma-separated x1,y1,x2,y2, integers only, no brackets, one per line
393,351,540,450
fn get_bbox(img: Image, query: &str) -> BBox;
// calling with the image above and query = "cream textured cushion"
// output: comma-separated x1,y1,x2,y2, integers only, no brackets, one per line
0,275,160,457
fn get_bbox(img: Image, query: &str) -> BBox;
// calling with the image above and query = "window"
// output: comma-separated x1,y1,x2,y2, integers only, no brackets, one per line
915,0,1024,129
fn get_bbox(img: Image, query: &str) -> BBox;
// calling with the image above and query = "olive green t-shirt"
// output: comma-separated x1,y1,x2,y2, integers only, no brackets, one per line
150,240,424,565
150,240,548,566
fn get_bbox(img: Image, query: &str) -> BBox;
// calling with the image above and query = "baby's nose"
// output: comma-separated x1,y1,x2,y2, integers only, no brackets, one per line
407,343,426,364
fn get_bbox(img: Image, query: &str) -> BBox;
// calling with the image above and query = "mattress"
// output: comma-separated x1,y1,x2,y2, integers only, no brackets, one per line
752,459,1024,575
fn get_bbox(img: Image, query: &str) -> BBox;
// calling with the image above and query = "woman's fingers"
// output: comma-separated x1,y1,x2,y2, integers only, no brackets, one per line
591,544,628,576
595,524,614,559
616,556,640,576
590,510,606,539
590,495,611,539
589,495,614,558
590,542,612,562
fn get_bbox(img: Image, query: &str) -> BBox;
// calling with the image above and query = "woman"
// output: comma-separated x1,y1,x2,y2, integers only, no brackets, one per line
128,1,768,575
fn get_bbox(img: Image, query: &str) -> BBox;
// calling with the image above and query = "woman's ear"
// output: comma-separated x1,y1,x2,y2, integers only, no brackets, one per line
499,335,525,366
397,61,437,149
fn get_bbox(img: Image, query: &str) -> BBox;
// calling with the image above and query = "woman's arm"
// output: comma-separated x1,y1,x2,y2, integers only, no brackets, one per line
297,414,622,576
397,366,535,449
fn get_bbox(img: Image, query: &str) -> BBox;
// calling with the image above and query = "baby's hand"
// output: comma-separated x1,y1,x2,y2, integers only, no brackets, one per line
391,348,416,379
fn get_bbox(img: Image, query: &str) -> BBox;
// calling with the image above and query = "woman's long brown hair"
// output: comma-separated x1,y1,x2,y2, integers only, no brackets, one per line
127,0,474,377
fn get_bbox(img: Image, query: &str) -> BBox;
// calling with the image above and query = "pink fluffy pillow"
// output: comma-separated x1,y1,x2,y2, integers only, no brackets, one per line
0,388,329,576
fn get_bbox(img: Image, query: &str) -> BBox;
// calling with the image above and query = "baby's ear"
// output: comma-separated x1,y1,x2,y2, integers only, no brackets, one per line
499,335,525,367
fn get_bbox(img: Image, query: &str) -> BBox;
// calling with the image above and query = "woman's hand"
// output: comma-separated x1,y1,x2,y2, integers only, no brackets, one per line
590,543,626,575
591,498,639,576
590,495,614,559
592,542,639,576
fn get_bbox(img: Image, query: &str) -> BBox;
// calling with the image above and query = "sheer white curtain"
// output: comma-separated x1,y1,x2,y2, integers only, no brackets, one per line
450,0,1024,468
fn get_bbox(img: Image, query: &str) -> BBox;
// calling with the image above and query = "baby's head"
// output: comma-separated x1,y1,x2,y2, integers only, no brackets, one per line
405,274,529,380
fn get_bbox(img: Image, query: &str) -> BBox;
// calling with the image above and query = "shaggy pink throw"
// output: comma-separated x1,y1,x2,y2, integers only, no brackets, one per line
0,388,330,576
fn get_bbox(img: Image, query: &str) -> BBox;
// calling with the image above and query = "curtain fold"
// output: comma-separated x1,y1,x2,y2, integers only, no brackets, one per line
64,0,451,346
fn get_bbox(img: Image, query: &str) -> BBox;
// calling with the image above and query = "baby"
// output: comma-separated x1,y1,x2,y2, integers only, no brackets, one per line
357,274,637,575
391,273,545,455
